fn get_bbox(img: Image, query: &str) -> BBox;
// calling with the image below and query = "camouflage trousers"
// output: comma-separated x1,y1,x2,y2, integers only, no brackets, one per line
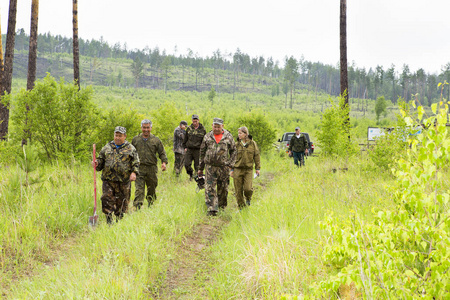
101,180,131,218
134,164,158,207
205,165,230,212
185,148,200,177
174,152,185,175
232,168,253,208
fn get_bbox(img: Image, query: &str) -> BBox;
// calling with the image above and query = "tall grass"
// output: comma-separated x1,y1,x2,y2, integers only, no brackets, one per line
206,155,395,299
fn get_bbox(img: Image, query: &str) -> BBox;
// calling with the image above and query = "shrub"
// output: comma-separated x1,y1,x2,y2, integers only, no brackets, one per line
316,94,358,159
314,102,450,298
228,111,277,152
8,74,98,160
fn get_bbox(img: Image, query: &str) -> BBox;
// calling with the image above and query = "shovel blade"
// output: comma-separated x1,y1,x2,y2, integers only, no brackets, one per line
88,215,99,227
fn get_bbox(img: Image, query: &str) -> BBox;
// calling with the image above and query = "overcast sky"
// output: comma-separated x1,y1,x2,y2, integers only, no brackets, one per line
1,0,449,74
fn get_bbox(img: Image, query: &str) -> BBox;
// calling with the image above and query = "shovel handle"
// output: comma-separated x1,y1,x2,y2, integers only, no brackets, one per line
93,144,97,215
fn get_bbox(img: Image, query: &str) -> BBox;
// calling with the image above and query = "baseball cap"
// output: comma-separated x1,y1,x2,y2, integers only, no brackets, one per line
295,127,300,130
192,114,199,120
114,126,126,134
213,118,224,125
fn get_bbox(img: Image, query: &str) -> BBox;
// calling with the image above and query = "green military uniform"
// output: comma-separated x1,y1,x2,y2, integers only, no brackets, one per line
173,126,186,176
288,133,308,166
233,138,261,208
132,133,168,207
183,123,207,178
199,128,236,214
96,141,139,221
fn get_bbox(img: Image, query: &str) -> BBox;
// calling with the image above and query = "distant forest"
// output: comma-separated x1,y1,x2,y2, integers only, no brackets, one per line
4,29,450,105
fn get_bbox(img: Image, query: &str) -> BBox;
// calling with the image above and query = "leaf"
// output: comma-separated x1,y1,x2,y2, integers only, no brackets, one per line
431,103,438,114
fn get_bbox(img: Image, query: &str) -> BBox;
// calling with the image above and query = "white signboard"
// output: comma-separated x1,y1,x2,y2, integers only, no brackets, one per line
367,127,385,141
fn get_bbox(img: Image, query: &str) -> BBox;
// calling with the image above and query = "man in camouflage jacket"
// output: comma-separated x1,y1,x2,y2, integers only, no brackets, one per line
288,126,309,167
173,120,188,176
132,119,168,209
95,126,139,224
183,114,207,180
198,118,237,216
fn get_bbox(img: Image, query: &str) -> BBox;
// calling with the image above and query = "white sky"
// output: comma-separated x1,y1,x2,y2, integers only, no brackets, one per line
1,0,449,74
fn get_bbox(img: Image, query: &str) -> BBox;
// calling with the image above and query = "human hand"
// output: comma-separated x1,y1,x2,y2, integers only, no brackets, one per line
256,170,260,176
161,162,167,171
130,172,137,181
92,160,98,168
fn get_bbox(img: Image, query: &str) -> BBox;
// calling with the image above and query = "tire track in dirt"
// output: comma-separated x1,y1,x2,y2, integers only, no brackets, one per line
151,172,277,299
151,217,228,299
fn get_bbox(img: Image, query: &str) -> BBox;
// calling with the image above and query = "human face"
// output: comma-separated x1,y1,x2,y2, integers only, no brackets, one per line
192,119,199,127
180,124,187,130
295,128,301,134
212,124,223,135
238,130,247,141
141,123,152,138
114,132,126,145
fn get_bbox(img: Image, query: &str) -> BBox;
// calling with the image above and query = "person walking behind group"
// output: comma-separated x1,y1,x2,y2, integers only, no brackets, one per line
183,114,207,180
198,118,236,216
231,127,261,209
288,126,309,167
173,120,188,177
132,119,168,209
94,126,139,224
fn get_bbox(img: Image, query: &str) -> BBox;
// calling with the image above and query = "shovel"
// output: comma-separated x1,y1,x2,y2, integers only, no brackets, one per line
89,144,99,227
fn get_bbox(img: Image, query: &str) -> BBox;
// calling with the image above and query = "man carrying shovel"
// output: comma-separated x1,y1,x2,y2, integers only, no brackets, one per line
93,126,140,224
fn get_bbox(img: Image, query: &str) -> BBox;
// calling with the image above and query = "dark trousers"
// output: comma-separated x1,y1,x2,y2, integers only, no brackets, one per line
101,180,131,218
293,151,305,167
174,152,185,175
184,148,200,176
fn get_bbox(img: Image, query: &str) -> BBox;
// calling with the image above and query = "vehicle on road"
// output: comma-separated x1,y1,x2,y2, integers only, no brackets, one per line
277,132,314,156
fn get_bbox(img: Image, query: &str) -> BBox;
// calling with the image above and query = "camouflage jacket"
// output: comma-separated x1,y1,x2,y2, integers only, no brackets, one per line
96,141,140,182
288,134,308,152
132,133,168,166
183,123,207,149
234,138,261,170
173,126,186,154
199,129,237,171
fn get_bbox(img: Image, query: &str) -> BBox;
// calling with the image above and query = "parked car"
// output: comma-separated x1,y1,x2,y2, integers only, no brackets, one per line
277,132,314,156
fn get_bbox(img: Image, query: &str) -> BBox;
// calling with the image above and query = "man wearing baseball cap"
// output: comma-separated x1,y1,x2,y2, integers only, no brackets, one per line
198,118,236,216
93,126,140,224
183,114,207,180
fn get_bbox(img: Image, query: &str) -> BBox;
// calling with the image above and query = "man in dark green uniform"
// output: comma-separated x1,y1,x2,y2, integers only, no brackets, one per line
94,126,139,224
183,114,207,180
132,119,168,209
288,126,309,167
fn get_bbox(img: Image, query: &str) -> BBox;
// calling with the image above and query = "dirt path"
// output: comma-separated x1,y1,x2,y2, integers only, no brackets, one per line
151,171,276,299
152,217,228,299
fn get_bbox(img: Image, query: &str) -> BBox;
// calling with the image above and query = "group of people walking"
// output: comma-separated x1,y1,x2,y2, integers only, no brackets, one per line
93,114,261,223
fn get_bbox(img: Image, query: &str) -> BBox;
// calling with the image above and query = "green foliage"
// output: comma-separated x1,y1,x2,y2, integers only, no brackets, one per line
208,87,216,106
315,102,450,298
150,102,185,146
9,74,98,160
95,106,144,150
375,95,387,123
0,140,20,166
227,111,276,151
368,126,409,171
316,94,359,158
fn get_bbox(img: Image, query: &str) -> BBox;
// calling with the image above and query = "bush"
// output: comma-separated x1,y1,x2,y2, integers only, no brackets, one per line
94,106,144,150
228,111,277,152
314,102,450,298
149,102,185,147
8,74,98,160
316,94,358,158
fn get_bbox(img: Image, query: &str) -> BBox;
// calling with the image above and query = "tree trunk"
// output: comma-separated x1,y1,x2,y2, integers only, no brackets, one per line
23,0,39,146
72,0,80,89
0,0,18,141
340,0,349,108
27,0,39,91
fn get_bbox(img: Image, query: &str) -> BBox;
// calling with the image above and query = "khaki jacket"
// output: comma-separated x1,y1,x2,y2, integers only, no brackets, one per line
234,139,261,170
